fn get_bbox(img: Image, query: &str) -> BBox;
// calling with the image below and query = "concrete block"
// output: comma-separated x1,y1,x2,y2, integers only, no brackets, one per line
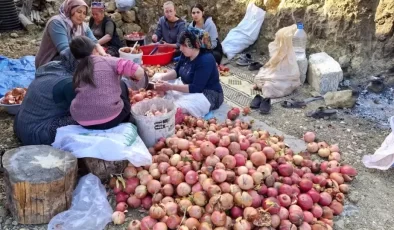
307,52,343,95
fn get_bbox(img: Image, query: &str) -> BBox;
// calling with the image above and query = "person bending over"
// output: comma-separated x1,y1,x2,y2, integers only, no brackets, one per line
35,0,108,68
69,36,146,130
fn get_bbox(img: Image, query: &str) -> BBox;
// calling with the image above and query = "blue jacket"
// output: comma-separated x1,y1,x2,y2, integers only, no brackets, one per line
154,16,186,48
175,51,222,94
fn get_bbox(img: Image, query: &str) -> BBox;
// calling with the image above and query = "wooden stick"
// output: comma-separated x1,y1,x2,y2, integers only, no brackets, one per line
130,41,138,53
18,13,35,32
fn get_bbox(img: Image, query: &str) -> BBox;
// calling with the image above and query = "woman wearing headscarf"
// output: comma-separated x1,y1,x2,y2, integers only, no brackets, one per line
89,2,122,57
154,27,223,111
14,49,79,145
35,0,107,69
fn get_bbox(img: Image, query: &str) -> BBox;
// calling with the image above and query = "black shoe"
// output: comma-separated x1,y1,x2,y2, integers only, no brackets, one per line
259,98,271,114
248,62,263,71
250,95,262,109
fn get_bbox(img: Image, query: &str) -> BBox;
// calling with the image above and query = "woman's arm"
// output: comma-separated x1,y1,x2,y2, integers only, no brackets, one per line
117,59,145,81
154,69,178,81
47,19,72,53
156,55,215,93
97,21,115,45
98,34,112,45
96,43,108,56
205,21,218,48
155,82,189,93
84,26,108,56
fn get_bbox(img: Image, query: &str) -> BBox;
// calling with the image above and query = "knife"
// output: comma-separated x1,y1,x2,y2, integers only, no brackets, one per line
149,38,163,55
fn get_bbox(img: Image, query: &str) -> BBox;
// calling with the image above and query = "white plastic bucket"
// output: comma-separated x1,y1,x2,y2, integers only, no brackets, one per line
119,49,143,65
131,98,176,147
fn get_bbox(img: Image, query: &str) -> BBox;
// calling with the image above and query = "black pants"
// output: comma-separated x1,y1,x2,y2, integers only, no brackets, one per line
212,39,223,65
82,81,131,130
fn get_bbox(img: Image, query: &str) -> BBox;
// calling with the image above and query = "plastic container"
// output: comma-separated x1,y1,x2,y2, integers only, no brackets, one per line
124,32,146,47
131,98,176,147
0,97,20,115
140,45,175,66
292,22,307,59
119,48,143,64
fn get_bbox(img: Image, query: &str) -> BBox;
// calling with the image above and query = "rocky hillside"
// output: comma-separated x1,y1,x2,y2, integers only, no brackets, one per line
134,0,393,78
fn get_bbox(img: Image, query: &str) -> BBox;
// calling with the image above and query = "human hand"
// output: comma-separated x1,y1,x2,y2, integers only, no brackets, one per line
162,41,172,47
152,72,166,82
131,66,145,81
154,82,172,92
152,34,158,42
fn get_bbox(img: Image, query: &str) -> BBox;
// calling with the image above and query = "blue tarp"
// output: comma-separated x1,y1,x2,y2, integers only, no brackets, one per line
0,55,35,97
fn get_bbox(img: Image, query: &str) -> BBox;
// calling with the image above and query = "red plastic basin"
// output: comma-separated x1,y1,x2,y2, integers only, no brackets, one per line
140,45,175,66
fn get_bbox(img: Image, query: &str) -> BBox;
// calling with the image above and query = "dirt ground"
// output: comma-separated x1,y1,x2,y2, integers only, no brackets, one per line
0,30,393,230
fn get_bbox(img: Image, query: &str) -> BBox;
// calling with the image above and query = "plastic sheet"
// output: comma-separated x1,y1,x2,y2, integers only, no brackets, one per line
47,174,113,230
0,55,35,97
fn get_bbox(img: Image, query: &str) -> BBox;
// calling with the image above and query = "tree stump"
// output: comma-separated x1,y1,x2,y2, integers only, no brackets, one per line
83,158,128,181
2,145,78,224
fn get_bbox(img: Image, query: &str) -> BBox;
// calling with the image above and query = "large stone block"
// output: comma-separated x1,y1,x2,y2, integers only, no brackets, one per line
121,10,136,23
105,2,116,13
307,52,343,95
122,23,142,35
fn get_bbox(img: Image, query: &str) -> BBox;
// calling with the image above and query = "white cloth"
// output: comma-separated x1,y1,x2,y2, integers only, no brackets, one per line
164,79,211,118
52,123,152,166
362,116,394,170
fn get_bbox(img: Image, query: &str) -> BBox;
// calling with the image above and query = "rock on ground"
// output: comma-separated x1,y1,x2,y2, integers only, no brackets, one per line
324,90,357,108
307,52,343,95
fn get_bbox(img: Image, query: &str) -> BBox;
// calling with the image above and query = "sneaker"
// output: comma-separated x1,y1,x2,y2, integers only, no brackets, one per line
250,95,262,109
259,98,271,114
248,62,263,71
236,53,253,66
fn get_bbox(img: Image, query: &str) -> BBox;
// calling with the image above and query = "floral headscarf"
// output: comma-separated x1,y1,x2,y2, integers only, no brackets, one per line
59,0,88,37
180,27,212,50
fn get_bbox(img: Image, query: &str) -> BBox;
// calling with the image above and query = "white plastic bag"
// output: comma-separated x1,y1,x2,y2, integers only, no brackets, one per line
52,123,152,167
47,174,112,230
221,3,266,60
115,0,135,12
164,79,211,118
131,98,176,147
254,24,301,98
362,116,394,170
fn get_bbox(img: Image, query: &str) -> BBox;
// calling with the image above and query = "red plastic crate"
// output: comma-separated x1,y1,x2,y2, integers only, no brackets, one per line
140,45,175,66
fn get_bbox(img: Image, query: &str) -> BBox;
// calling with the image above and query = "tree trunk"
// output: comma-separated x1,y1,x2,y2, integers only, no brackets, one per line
2,145,78,224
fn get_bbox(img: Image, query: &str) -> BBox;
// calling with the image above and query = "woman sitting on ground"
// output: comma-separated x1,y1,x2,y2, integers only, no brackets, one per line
89,2,123,57
189,4,223,65
154,27,224,111
69,36,146,130
14,50,79,145
35,0,108,69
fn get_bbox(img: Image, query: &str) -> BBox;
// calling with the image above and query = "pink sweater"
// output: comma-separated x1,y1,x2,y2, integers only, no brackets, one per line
70,56,139,126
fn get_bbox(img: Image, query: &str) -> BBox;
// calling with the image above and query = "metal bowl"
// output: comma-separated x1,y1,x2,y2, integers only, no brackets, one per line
0,97,20,115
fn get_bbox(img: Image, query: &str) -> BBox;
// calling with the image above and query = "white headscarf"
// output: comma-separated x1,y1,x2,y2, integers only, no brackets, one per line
59,0,88,37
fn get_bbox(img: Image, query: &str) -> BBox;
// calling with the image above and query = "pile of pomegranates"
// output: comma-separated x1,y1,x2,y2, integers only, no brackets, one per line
128,88,165,105
109,116,357,230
